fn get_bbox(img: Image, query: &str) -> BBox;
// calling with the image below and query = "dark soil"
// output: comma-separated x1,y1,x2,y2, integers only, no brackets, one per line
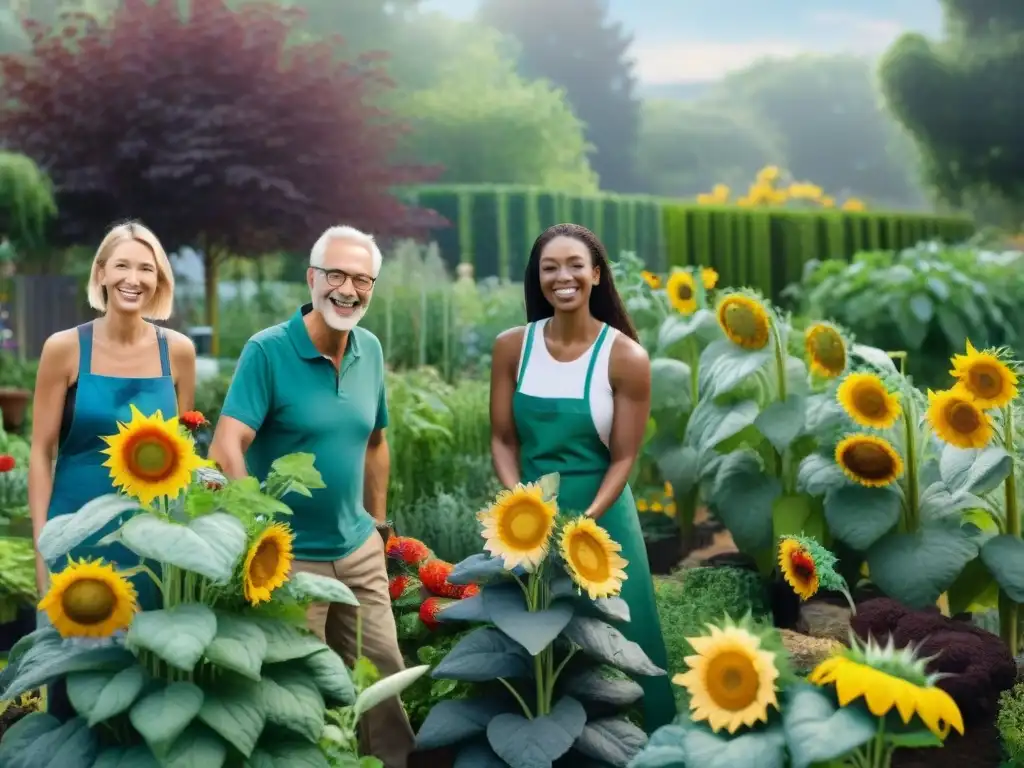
890,720,1003,768
646,521,721,574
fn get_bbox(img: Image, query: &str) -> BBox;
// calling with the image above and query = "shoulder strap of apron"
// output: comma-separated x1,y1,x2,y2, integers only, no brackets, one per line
156,325,172,377
516,322,538,391
77,322,94,376
583,324,611,395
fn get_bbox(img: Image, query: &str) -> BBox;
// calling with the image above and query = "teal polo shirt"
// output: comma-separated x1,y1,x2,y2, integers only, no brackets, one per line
220,304,387,561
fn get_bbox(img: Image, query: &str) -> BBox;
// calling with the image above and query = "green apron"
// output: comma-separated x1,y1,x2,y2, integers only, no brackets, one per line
513,321,675,732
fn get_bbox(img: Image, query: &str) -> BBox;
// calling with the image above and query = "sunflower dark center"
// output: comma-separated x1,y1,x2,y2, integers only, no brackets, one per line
844,443,895,480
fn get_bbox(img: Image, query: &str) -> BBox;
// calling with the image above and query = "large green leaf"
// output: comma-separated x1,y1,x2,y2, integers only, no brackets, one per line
1,639,134,701
867,526,979,608
0,713,99,768
772,494,815,541
482,583,574,656
754,395,806,452
980,535,1024,602
267,453,325,498
258,619,328,664
66,665,148,726
115,512,247,584
303,648,356,705
824,485,901,550
416,696,516,751
448,553,508,585
486,695,586,767
656,310,719,357
938,444,1011,498
244,741,331,767
432,627,532,682
91,746,160,767
353,664,430,721
561,617,663,676
205,613,268,680
281,571,358,606
782,684,876,768
698,340,773,399
796,454,847,497
573,717,647,766
626,724,686,767
129,682,204,751
655,446,699,498
197,678,265,757
680,722,786,768
161,723,228,767
451,740,506,767
438,592,488,623
259,667,326,742
650,358,692,414
127,604,217,671
708,451,778,553
36,495,139,564
562,667,643,707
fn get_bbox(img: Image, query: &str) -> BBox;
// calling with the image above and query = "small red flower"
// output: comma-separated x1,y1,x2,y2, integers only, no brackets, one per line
0,455,14,473
388,575,410,601
419,597,452,630
458,584,480,599
419,559,464,598
180,410,208,431
385,536,430,565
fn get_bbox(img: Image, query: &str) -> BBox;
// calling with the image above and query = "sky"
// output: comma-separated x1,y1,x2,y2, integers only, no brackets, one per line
423,0,944,84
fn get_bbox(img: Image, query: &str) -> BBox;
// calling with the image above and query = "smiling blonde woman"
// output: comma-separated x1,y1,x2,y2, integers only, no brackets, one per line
27,221,196,612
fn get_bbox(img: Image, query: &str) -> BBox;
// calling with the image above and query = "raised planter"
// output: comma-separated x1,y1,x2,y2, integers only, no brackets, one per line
0,388,30,432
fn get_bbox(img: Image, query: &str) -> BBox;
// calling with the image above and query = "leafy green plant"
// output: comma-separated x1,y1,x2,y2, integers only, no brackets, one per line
0,538,35,624
998,682,1024,766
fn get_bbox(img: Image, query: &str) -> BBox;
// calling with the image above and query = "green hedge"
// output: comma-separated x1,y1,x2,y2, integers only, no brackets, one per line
405,184,975,300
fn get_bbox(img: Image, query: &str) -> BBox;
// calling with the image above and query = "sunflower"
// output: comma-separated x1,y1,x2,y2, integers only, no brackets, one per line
559,517,628,599
665,270,698,315
243,523,294,606
477,483,557,571
673,621,781,734
100,404,208,506
716,294,771,350
39,558,138,638
926,389,994,449
778,538,818,600
836,372,902,429
641,270,662,289
835,434,904,487
701,267,719,290
810,635,964,740
949,341,1018,409
804,323,847,378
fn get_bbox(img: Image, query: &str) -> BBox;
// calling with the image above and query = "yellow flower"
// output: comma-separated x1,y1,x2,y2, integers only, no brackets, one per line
636,498,649,512
559,517,628,599
821,196,835,207
756,165,780,182
665,502,677,518
779,538,818,600
842,198,866,211
39,558,138,638
716,294,771,350
949,341,1018,409
100,404,209,506
696,193,715,205
711,184,730,201
243,523,294,605
478,483,557,571
836,372,902,429
641,270,661,289
700,267,719,291
810,635,963,740
926,389,993,449
835,434,904,487
666,270,698,315
804,323,847,378
664,481,673,497
673,623,780,734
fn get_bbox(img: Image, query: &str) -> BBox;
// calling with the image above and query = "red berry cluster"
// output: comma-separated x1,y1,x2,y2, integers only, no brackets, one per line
385,535,478,630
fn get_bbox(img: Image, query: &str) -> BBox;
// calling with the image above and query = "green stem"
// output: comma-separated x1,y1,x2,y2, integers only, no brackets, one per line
548,648,577,695
901,392,919,532
120,564,164,595
676,487,699,552
688,336,700,405
770,321,792,493
534,653,546,716
1001,406,1019,656
497,678,533,719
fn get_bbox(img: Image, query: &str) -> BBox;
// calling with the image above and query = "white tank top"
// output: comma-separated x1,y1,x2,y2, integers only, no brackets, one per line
517,318,617,446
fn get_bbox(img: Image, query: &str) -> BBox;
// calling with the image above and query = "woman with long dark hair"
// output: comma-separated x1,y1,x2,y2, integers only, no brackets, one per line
490,223,675,731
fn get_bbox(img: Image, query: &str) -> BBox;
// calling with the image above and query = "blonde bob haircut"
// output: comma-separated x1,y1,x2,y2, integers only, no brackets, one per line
87,221,175,321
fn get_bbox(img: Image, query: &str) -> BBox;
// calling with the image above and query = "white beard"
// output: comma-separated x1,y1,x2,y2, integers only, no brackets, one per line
313,291,369,331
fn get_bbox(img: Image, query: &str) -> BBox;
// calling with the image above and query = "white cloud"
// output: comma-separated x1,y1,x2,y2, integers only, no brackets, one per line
808,11,905,50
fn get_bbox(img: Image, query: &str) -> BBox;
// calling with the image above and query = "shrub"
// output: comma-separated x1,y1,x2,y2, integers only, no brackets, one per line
998,683,1024,766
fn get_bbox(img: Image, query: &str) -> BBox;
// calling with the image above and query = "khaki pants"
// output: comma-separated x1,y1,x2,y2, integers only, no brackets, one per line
291,533,415,768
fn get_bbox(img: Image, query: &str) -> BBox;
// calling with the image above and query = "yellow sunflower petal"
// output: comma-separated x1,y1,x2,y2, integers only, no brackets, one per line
641,271,662,289
835,434,904,487
559,517,628,598
926,388,994,449
38,558,138,638
836,372,902,429
701,267,719,290
665,271,698,315
243,523,294,606
914,685,964,737
778,538,819,600
716,294,771,350
479,484,557,571
950,341,1018,409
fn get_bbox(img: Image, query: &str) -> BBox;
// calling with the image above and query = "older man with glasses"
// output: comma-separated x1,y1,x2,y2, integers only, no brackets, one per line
209,225,414,767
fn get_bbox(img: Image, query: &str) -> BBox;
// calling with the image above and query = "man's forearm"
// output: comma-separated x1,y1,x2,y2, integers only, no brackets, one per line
364,441,390,524
209,443,248,480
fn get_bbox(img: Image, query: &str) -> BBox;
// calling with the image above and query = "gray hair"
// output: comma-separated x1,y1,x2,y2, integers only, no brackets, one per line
309,225,383,277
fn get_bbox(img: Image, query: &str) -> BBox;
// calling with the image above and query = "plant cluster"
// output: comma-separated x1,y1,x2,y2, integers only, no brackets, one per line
695,165,867,210
629,613,963,768
0,404,425,766
415,475,663,766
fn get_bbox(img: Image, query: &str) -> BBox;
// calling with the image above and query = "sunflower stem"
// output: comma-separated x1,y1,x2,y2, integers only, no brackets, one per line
121,564,164,595
770,318,792,493
901,390,920,532
497,677,533,719
688,336,700,406
1000,405,1019,656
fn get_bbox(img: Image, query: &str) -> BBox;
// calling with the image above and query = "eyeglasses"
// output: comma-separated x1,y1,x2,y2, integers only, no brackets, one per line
312,267,375,291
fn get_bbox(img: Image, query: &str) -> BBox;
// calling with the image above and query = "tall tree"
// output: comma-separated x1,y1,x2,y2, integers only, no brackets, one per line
880,0,1024,208
397,17,597,192
478,0,640,192
0,0,436,352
